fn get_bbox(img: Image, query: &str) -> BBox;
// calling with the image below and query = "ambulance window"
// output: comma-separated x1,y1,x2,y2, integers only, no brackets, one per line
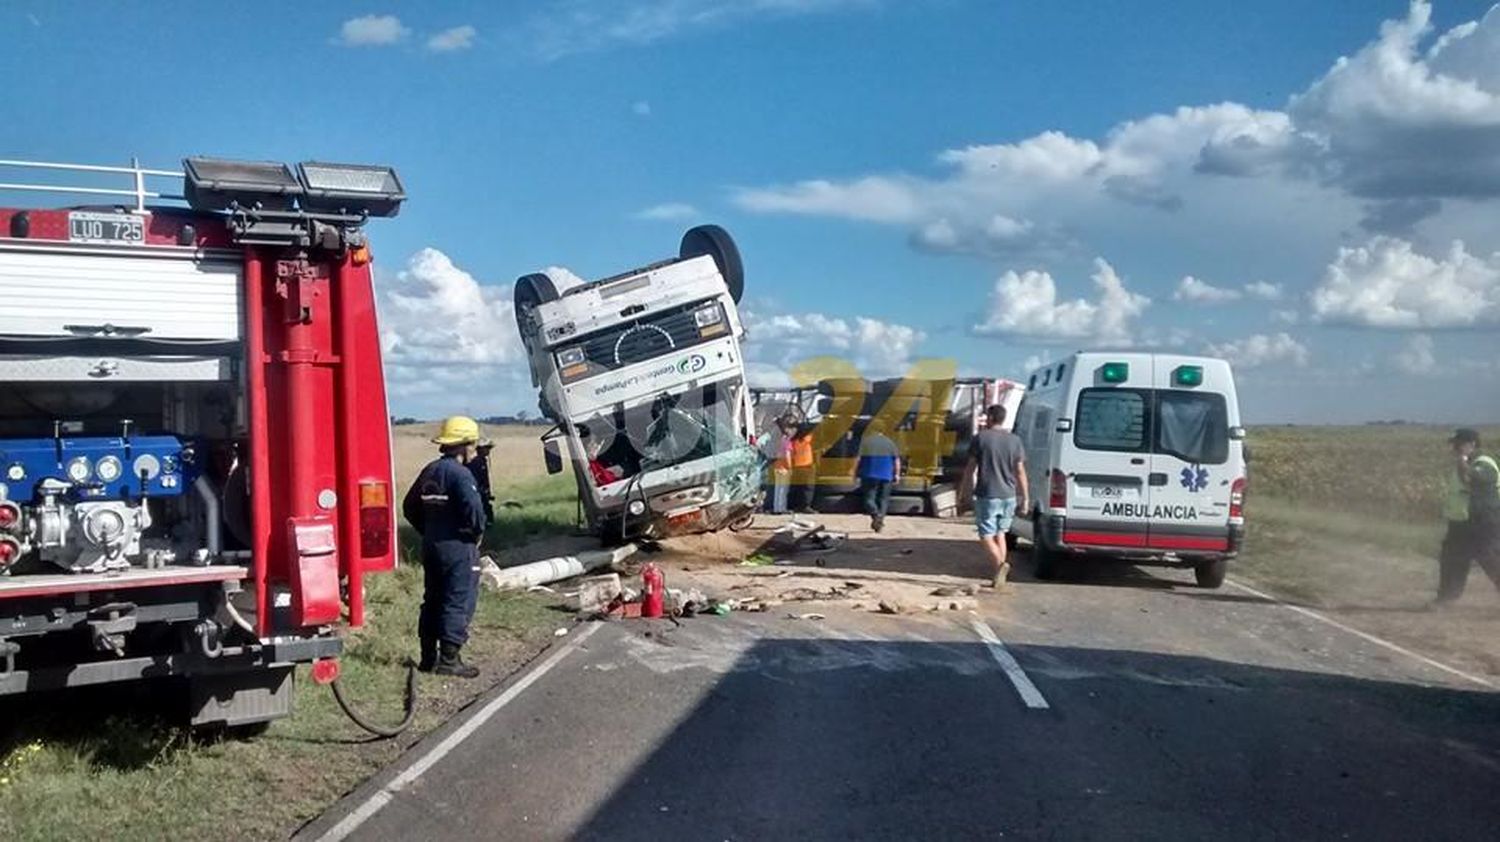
1156,391,1229,465
1074,389,1148,452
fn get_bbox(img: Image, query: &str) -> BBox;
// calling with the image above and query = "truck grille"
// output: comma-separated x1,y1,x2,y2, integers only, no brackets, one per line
576,303,713,370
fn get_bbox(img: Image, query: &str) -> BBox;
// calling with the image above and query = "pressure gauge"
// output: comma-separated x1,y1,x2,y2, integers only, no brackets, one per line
5,464,23,482
96,455,124,483
66,457,93,484
132,454,161,481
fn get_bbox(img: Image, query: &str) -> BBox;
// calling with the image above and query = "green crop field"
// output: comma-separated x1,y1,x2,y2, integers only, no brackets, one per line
1245,424,1500,521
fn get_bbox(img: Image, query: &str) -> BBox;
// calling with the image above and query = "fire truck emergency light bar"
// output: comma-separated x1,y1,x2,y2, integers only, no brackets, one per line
297,162,406,218
182,156,405,218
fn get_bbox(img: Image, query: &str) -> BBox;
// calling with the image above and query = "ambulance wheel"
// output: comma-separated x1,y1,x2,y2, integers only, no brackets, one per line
1031,540,1059,581
680,224,744,303
1194,559,1228,589
514,273,559,340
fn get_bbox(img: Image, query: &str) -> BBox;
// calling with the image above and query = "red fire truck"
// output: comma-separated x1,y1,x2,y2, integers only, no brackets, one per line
0,157,403,732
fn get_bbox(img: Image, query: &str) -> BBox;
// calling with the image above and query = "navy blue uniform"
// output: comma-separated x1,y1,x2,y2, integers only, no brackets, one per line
403,455,487,646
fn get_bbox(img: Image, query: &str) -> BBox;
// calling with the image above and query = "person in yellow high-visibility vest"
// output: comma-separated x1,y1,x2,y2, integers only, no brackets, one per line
1434,428,1500,607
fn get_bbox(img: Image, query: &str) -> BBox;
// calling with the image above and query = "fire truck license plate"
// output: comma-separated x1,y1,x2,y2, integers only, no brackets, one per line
68,212,146,245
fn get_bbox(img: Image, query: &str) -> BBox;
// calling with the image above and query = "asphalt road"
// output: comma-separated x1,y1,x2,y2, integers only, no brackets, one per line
303,559,1500,841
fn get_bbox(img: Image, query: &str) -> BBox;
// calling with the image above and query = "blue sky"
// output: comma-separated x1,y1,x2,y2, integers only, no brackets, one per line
3,1,1498,423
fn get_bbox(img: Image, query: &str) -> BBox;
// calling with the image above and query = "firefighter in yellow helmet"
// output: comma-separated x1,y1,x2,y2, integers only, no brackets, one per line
401,416,488,677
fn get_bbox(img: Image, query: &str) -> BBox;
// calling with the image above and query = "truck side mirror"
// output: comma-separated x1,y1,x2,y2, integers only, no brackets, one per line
543,439,563,475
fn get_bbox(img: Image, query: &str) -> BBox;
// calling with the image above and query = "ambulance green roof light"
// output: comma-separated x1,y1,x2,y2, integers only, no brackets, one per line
1101,362,1129,383
1173,365,1204,387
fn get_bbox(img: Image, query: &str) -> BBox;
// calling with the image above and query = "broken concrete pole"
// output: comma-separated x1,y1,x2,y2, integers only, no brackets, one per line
570,573,624,613
491,544,639,591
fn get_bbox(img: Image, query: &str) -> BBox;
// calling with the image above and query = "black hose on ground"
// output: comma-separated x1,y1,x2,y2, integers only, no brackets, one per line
329,664,418,738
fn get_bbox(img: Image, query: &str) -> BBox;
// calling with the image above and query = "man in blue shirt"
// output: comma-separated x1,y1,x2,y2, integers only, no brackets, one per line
856,420,902,533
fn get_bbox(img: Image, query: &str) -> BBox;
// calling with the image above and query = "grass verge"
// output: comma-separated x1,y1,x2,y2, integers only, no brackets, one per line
1234,495,1444,607
0,475,579,841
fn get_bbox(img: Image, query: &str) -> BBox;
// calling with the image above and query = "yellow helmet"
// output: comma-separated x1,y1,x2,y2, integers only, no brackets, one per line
432,415,481,446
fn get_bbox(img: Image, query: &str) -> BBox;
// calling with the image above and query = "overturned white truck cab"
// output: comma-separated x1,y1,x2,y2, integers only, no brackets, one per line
514,226,762,542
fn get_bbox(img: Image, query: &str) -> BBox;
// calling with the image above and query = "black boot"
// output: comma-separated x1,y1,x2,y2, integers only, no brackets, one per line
417,637,438,673
434,642,480,678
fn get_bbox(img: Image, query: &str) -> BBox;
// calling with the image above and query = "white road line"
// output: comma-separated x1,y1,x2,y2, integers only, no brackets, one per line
1227,578,1496,691
312,622,603,842
969,615,1050,710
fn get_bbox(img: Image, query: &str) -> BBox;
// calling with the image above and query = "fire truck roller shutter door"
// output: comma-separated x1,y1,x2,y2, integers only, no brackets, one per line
679,224,744,303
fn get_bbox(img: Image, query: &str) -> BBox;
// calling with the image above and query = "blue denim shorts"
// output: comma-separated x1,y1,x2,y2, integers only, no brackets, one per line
974,497,1017,538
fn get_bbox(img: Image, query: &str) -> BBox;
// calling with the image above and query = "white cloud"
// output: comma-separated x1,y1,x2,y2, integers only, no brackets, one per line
1288,1,1500,200
1310,236,1500,329
633,202,699,221
427,25,477,52
973,258,1149,345
1393,333,1438,374
1173,276,1242,303
1244,281,1284,301
735,176,923,223
336,15,409,47
632,100,652,116
380,249,526,370
523,0,874,59
743,308,925,378
1173,277,1285,304
1204,332,1310,369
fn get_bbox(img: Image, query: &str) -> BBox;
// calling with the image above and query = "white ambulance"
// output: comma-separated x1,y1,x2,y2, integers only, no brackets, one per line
1011,352,1247,588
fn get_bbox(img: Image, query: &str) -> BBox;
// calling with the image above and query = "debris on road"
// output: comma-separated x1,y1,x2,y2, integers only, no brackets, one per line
488,544,639,590
877,600,906,615
767,520,848,555
740,553,776,567
570,574,623,614
931,585,979,597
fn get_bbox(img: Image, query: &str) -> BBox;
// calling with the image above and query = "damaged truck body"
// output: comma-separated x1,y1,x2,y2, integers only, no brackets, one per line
515,226,762,542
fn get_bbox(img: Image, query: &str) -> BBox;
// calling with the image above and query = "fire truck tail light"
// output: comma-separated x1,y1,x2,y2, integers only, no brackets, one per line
359,481,391,558
1049,469,1067,509
0,536,19,569
1230,477,1247,519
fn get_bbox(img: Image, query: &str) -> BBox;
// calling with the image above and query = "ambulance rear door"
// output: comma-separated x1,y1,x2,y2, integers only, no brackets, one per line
1144,356,1240,553
1059,354,1154,549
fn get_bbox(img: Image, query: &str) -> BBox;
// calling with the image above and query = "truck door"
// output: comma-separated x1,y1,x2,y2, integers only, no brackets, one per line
1145,367,1232,552
1063,384,1152,548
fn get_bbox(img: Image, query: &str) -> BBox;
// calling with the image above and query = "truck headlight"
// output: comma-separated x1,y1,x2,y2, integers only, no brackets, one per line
66,457,93,484
5,463,23,482
627,500,647,516
694,303,723,327
96,456,123,483
556,346,586,367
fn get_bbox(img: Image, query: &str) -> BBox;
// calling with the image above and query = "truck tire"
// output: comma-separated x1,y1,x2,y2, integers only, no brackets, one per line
513,273,560,342
680,225,744,303
1194,559,1228,589
1031,538,1059,581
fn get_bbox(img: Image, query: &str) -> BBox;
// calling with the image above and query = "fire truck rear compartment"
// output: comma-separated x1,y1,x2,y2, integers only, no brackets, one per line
0,376,245,582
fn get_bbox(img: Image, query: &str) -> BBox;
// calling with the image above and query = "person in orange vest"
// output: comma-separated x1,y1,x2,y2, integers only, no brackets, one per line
786,417,818,515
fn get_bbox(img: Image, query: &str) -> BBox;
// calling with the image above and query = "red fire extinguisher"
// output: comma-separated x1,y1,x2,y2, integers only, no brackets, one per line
641,563,665,618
